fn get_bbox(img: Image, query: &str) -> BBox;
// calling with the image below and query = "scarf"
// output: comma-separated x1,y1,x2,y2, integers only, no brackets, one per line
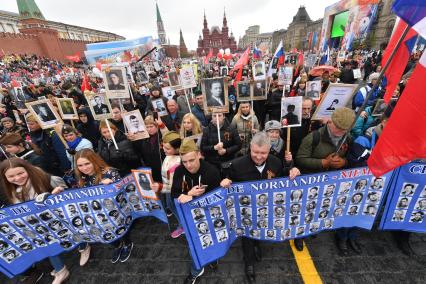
270,138,284,154
67,136,83,150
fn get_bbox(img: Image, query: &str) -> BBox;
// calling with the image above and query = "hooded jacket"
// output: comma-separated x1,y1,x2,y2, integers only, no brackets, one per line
77,107,101,150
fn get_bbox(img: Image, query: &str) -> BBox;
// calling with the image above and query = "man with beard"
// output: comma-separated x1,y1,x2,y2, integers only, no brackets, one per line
220,132,300,283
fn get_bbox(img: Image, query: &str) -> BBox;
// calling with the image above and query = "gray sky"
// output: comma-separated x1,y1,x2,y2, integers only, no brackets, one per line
1,0,337,50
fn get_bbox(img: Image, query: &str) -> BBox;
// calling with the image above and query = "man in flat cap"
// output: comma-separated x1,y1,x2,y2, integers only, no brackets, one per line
296,107,357,256
171,138,221,283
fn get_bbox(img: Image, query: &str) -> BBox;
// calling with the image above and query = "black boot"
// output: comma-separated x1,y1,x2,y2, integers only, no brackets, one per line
245,263,256,283
294,238,304,251
347,239,362,254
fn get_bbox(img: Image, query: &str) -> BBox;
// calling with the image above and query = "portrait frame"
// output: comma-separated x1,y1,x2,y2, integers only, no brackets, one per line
305,81,322,101
136,70,149,84
131,169,158,200
151,98,168,117
201,77,229,114
251,79,267,101
220,66,229,77
312,83,358,120
25,99,63,129
167,71,182,91
179,66,197,89
252,61,266,81
122,110,149,140
236,81,251,102
372,98,398,117
56,98,78,120
103,66,130,99
85,92,113,120
280,96,302,128
161,87,175,101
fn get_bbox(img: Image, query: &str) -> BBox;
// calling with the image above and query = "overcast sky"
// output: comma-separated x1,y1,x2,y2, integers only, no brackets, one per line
1,0,338,50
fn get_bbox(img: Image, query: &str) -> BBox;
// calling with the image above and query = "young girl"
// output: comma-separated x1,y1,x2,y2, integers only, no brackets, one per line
74,149,133,264
151,131,183,238
0,158,69,283
61,124,93,169
179,113,202,138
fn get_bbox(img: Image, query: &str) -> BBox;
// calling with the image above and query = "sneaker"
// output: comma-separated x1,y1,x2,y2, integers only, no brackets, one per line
19,269,44,284
111,246,123,264
183,268,204,284
50,266,69,284
79,245,91,266
171,227,185,239
119,242,134,263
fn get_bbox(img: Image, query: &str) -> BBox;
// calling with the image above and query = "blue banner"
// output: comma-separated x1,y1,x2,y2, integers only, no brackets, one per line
380,162,426,233
86,36,153,51
0,169,167,278
176,167,394,270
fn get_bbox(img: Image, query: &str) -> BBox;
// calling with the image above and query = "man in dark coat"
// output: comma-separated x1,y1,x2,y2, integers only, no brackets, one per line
200,112,241,174
220,132,300,283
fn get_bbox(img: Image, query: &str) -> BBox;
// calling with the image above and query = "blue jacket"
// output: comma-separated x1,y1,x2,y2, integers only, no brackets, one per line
353,84,381,110
350,106,376,139
191,104,209,127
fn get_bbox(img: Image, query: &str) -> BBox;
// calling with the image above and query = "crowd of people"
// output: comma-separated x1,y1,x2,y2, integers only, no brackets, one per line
0,47,422,284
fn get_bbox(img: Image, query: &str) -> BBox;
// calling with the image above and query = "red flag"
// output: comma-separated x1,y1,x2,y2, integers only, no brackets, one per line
231,47,250,87
381,19,417,103
65,52,81,62
368,52,426,176
204,48,213,64
81,74,91,92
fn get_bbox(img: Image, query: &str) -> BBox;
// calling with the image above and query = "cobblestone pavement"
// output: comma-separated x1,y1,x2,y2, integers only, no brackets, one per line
1,217,426,284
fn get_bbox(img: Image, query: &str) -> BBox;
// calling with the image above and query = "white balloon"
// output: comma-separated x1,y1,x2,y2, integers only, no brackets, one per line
219,49,225,54
116,57,122,63
225,48,231,55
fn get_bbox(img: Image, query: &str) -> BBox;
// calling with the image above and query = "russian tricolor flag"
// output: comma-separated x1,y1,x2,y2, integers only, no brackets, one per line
267,40,285,76
393,0,426,38
253,44,261,59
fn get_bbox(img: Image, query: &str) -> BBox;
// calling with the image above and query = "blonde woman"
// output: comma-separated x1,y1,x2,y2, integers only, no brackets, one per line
230,102,259,156
179,113,202,138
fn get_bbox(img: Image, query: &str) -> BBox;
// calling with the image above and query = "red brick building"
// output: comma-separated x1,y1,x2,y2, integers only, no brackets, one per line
196,11,237,56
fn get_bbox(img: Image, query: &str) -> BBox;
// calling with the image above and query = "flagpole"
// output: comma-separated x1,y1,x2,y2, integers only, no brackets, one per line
335,24,411,154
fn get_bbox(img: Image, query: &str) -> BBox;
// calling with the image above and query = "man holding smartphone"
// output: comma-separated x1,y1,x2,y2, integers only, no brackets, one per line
171,138,222,284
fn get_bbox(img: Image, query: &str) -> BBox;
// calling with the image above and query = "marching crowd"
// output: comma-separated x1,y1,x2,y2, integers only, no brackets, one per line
0,48,422,284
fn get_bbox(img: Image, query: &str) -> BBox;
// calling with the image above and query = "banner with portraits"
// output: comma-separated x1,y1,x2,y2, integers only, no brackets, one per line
380,162,426,233
175,167,394,270
0,170,167,278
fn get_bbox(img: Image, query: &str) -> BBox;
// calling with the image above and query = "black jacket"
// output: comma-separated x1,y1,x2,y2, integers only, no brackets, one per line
16,149,47,170
265,89,283,121
171,160,221,199
201,120,241,168
133,133,165,182
97,132,140,176
228,154,285,182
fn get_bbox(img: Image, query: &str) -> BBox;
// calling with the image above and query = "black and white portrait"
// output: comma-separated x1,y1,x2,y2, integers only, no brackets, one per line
280,96,302,127
256,193,268,206
210,206,223,219
14,87,26,102
237,81,250,101
308,187,319,199
273,192,286,205
257,207,268,219
137,71,149,84
290,189,303,203
290,203,301,215
396,196,411,209
27,100,61,128
367,191,381,203
216,229,228,242
370,177,385,190
2,249,21,263
167,71,182,90
251,80,267,100
220,66,228,77
252,61,266,81
191,208,206,221
201,234,213,249
151,98,168,117
409,211,424,223
338,182,352,195
86,92,112,120
312,84,358,120
347,205,359,216
123,110,149,140
266,229,276,239
306,81,321,100
202,77,228,113
133,170,157,200
197,221,210,235
239,195,251,206
354,179,368,191
323,184,336,197
363,204,378,216
323,218,333,229
392,210,406,222
240,207,252,219
274,206,285,218
400,183,417,196
103,67,130,99
351,192,364,204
